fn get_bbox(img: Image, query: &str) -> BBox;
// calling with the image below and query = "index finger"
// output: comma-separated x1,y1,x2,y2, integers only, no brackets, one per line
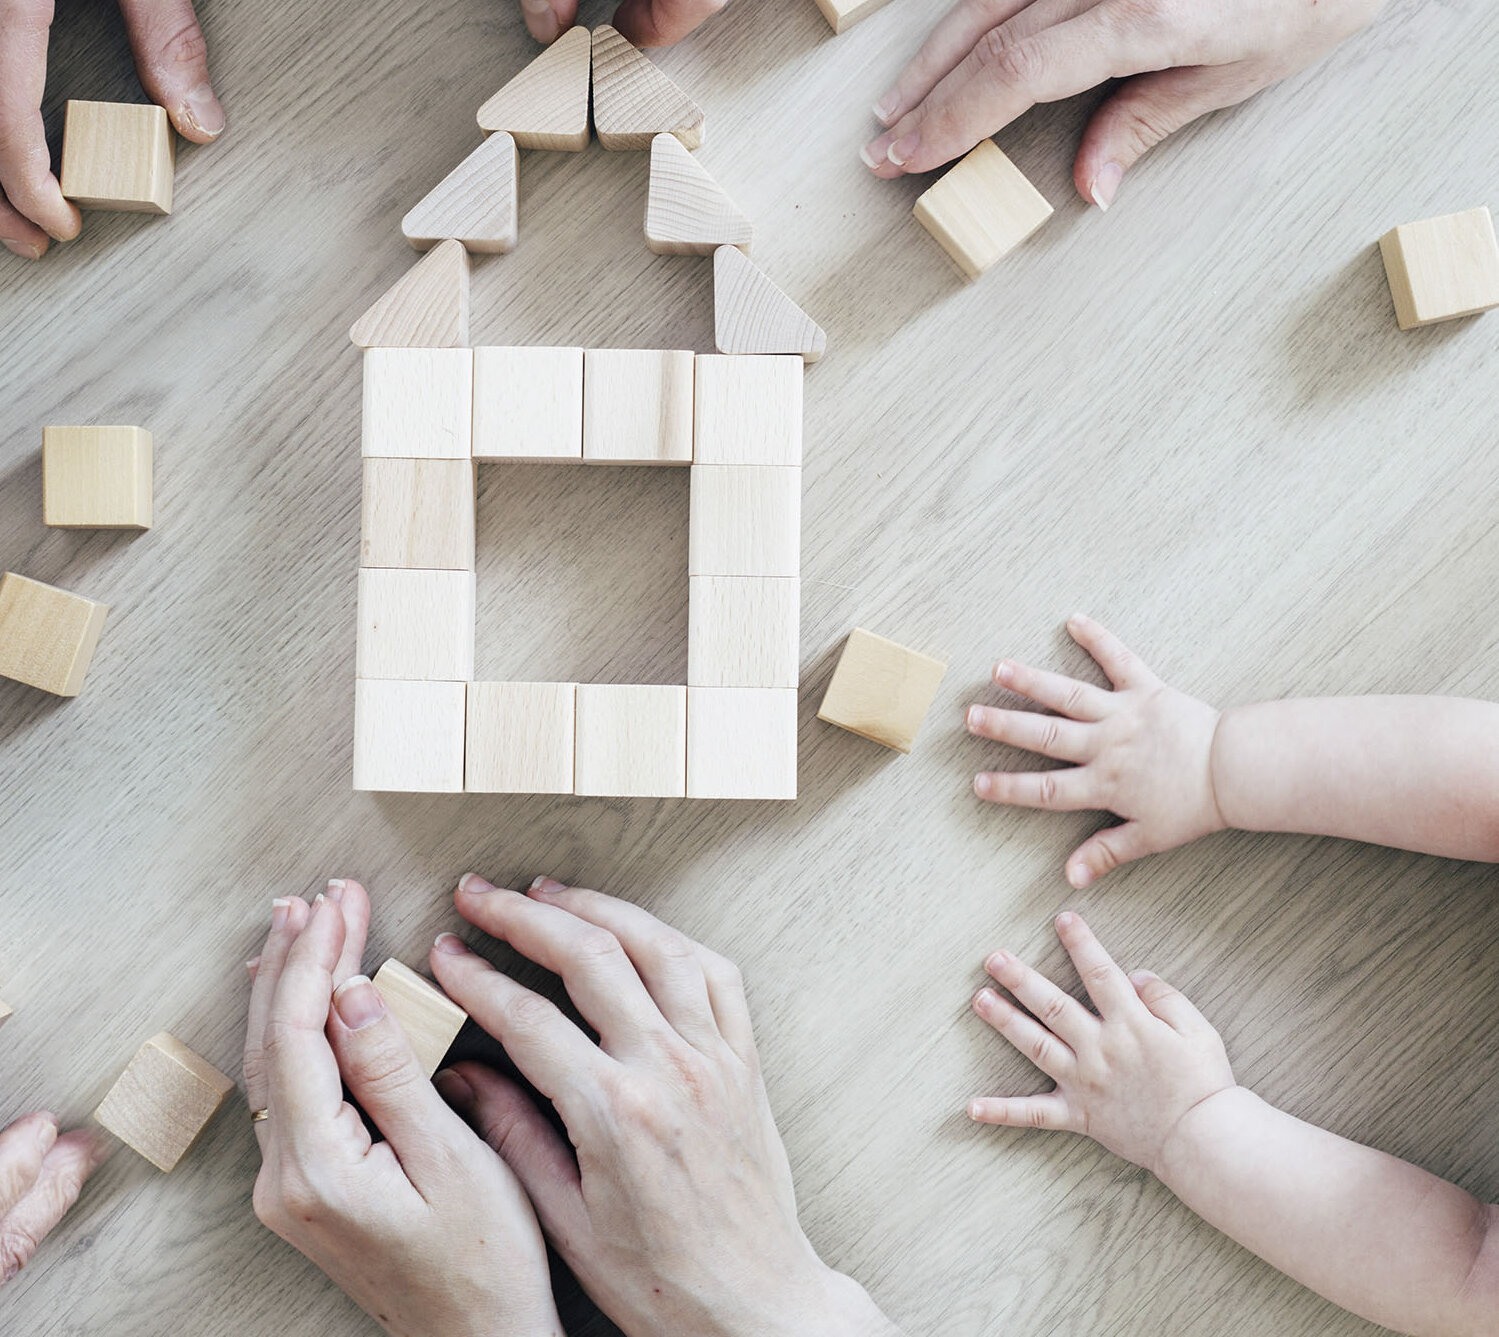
0,0,81,239
1055,912,1141,1019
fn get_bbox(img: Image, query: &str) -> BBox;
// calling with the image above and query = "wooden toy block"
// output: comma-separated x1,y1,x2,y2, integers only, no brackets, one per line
473,346,584,461
582,349,694,464
713,246,825,363
0,1001,11,1028
693,355,802,466
574,684,687,797
816,627,948,753
645,134,752,256
60,100,173,214
353,679,467,792
371,960,467,1077
0,573,109,698
686,687,797,799
356,569,475,680
1379,206,1499,329
42,426,153,529
361,458,477,570
93,1033,233,1172
688,466,801,577
350,239,470,348
476,25,591,150
591,25,704,151
688,576,799,688
466,681,576,793
913,140,1052,280
362,348,474,458
811,0,896,33
402,132,519,254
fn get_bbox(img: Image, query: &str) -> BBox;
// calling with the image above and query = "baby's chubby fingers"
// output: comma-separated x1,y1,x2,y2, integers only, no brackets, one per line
984,948,1096,1047
1064,820,1155,889
973,987,1074,1081
1065,614,1158,690
967,1092,1077,1130
1054,911,1140,1019
992,659,1111,721
973,764,1096,810
967,704,1094,763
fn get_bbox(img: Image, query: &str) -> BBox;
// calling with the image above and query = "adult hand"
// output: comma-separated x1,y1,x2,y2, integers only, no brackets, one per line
0,0,226,259
430,874,901,1337
861,0,1382,208
244,880,563,1337
0,1109,106,1284
515,0,722,49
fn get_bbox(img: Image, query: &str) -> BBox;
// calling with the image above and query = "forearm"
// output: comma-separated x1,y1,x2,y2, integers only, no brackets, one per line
1210,696,1499,859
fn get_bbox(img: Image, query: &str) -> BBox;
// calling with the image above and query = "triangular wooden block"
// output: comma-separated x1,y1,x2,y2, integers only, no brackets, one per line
713,246,825,363
349,239,470,349
476,26,590,150
402,133,518,254
645,134,751,256
591,25,704,151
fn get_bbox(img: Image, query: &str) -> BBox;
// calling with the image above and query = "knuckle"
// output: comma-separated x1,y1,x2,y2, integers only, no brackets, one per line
1039,994,1069,1027
1028,1034,1057,1069
1037,773,1059,809
1028,1102,1051,1129
350,1044,420,1099
1041,719,1061,753
646,931,697,970
1092,839,1121,872
1085,962,1116,989
974,27,1044,88
1063,684,1088,716
572,927,625,967
504,992,557,1034
0,1223,40,1282
610,1074,664,1130
157,20,209,71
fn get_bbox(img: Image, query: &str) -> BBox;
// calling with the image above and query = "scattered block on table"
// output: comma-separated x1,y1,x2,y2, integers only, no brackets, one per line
356,569,475,680
913,139,1052,280
816,627,949,753
688,576,799,688
0,573,109,698
361,458,477,570
353,679,467,792
59,100,173,214
42,426,153,529
693,355,802,465
713,247,825,363
476,25,591,150
466,681,576,793
371,960,467,1078
402,132,519,254
582,349,694,464
591,25,704,151
574,684,687,797
350,239,470,348
1378,206,1499,329
473,346,584,461
0,1001,11,1028
811,0,895,33
361,348,474,458
688,466,801,577
645,134,751,256
92,1033,233,1172
687,686,797,799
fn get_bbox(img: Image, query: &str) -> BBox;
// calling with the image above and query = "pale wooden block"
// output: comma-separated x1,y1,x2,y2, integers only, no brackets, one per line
476,25,591,150
93,1033,233,1172
688,466,801,577
466,682,576,793
591,25,704,151
713,246,825,363
574,684,686,797
816,628,949,753
688,576,799,688
350,239,470,348
645,134,751,256
811,0,895,33
687,687,797,799
60,101,173,214
42,426,153,529
1378,206,1499,329
582,349,694,464
402,132,519,254
0,1000,12,1028
913,140,1053,280
473,346,584,461
356,569,475,680
0,573,109,698
692,355,802,466
371,960,467,1077
362,348,474,458
353,679,467,792
361,458,476,570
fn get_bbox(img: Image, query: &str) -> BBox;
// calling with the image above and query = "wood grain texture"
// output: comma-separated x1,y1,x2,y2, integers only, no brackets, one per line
1377,206,1499,328
810,0,895,35
60,100,173,214
713,245,826,362
816,627,949,753
0,572,109,697
402,132,519,253
686,685,798,798
582,348,695,463
362,348,474,458
688,465,801,576
645,133,752,256
476,25,591,149
350,239,471,348
92,1034,233,1172
913,139,1053,280
370,960,467,1077
42,426,153,530
353,679,467,793
693,354,802,465
360,457,477,570
591,25,704,151
356,568,476,680
473,345,584,460
688,575,800,688
574,683,687,797
466,681,576,793
4,1,1499,1333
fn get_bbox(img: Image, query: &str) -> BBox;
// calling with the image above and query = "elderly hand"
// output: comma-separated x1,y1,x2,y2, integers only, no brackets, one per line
516,0,723,49
0,1108,105,1284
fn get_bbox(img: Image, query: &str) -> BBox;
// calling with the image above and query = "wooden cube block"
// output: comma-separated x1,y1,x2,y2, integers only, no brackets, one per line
817,628,949,753
42,426,153,529
574,684,686,797
812,0,895,33
93,1033,233,1171
60,100,173,214
1379,207,1499,329
361,458,476,570
466,681,576,793
688,576,799,688
473,347,584,461
0,572,109,698
362,349,474,459
353,679,467,792
693,356,802,466
913,140,1052,280
582,349,694,465
688,466,800,577
687,687,797,799
371,960,467,1077
356,569,475,680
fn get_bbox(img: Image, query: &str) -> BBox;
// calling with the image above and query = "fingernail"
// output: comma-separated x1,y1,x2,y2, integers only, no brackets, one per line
2,238,43,260
434,1067,474,1113
1067,863,1092,889
245,956,260,975
1056,911,1076,929
333,975,385,1030
987,950,1011,971
859,140,886,171
886,135,918,168
994,662,1013,685
973,773,992,798
872,92,900,125
966,706,985,732
529,876,566,895
326,879,346,902
433,932,468,955
1089,162,1122,211
270,897,293,929
1129,970,1155,985
973,987,997,1010
85,1133,113,1172
968,1100,984,1121
180,83,226,139
458,872,496,895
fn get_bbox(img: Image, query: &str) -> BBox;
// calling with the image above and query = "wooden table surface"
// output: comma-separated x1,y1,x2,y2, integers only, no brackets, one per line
2,0,1496,1332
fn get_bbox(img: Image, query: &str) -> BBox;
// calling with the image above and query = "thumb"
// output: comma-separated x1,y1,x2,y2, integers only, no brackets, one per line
1127,970,1212,1034
518,0,580,45
1065,820,1154,889
116,0,225,142
612,0,724,47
